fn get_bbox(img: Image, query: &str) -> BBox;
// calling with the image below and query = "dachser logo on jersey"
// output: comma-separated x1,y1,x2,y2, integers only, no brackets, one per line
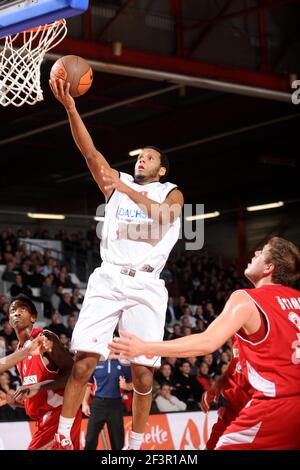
23,375,38,385
117,207,149,220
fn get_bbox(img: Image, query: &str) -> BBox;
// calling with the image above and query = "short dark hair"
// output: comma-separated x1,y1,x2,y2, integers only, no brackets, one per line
265,237,300,286
144,145,169,182
9,294,38,317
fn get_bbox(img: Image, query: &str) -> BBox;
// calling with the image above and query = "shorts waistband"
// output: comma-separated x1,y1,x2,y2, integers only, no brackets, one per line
100,262,160,279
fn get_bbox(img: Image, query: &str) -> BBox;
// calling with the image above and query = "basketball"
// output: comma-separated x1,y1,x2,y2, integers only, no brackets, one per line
50,55,93,97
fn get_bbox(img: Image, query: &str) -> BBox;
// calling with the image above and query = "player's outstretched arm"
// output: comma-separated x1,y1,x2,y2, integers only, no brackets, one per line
0,334,52,374
49,78,117,199
109,291,257,358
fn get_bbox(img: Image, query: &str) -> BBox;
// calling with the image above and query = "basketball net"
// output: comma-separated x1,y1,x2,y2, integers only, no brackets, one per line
0,19,67,107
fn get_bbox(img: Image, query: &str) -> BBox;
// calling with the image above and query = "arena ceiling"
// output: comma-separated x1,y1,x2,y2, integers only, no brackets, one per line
0,0,299,216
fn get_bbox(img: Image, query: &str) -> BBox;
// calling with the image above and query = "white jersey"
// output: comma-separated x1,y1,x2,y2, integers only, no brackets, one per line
100,172,181,275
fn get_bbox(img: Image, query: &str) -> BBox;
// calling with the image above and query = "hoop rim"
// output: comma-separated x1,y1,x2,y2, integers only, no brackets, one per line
23,18,65,34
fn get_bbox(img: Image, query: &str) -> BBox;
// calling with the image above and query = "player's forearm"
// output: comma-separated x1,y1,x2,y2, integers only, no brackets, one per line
0,347,32,374
124,186,176,224
143,333,214,358
67,107,99,161
39,371,70,391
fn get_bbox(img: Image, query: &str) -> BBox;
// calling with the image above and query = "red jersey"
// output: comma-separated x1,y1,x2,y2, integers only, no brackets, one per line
16,328,64,420
236,285,300,399
221,337,253,411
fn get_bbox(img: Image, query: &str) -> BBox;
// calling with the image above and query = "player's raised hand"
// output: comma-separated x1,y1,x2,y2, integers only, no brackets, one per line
100,166,128,194
27,334,53,356
49,78,75,112
14,383,40,401
108,331,145,358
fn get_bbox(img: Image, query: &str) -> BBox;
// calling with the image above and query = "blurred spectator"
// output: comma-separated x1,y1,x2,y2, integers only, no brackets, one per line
72,288,84,307
59,293,79,317
174,296,187,320
65,314,77,339
19,261,32,286
30,265,45,288
165,296,177,324
156,363,176,389
187,357,198,376
0,321,17,346
41,257,56,277
174,361,204,410
180,305,197,328
47,311,68,337
155,383,187,413
196,361,211,391
41,275,56,317
168,323,182,340
9,274,32,298
1,261,17,283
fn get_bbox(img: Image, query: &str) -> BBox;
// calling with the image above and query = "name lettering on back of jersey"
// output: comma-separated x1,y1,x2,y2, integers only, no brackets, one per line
23,375,38,385
276,296,300,311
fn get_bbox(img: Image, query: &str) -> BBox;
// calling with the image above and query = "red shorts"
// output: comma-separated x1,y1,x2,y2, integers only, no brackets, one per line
28,406,82,450
216,395,300,450
206,406,240,450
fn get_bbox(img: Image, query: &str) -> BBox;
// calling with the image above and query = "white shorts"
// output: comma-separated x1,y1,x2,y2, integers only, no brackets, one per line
71,262,168,367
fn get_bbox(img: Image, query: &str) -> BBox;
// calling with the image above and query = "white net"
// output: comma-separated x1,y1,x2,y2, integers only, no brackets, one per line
0,19,67,107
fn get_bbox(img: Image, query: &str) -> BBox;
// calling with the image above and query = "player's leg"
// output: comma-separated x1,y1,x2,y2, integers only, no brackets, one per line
215,396,300,450
53,268,124,449
119,276,168,449
205,406,238,450
130,363,154,449
61,351,99,419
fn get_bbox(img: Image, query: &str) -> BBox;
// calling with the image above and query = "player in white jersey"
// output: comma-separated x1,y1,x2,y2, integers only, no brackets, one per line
49,79,184,450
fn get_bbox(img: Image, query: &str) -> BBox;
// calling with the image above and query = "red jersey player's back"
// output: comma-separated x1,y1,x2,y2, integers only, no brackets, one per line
17,328,64,420
237,284,300,399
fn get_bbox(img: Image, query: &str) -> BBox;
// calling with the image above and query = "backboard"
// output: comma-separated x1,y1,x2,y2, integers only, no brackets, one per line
0,0,89,38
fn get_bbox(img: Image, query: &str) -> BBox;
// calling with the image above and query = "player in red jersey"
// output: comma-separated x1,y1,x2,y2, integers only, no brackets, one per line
3,294,82,450
109,237,300,449
200,337,254,450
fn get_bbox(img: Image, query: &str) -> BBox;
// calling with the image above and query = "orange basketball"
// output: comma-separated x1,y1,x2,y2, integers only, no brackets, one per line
50,55,93,97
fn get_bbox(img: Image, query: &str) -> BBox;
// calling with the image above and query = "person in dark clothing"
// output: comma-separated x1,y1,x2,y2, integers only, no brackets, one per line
1,262,17,283
174,360,204,410
30,265,45,288
82,359,132,450
10,274,33,298
58,293,79,317
47,311,68,337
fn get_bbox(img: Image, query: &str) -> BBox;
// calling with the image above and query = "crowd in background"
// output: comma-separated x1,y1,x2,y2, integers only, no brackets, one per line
0,226,250,420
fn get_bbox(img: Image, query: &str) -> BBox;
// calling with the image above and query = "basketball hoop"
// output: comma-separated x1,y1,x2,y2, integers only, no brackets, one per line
0,19,67,107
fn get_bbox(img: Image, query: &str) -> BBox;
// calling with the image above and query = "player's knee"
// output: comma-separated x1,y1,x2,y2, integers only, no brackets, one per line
72,357,96,383
133,370,153,393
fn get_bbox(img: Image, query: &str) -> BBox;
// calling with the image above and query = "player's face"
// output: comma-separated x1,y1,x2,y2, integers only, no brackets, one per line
244,244,271,284
9,301,35,331
134,148,165,182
